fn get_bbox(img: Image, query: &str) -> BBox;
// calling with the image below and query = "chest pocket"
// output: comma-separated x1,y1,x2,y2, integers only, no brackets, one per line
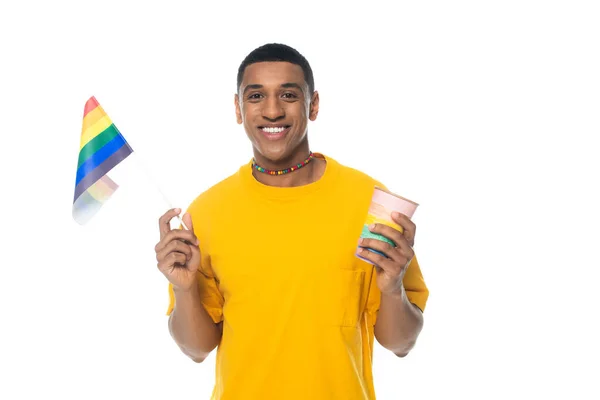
316,266,367,328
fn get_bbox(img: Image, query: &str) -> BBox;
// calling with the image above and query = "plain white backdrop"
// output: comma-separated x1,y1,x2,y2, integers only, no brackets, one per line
1,1,599,399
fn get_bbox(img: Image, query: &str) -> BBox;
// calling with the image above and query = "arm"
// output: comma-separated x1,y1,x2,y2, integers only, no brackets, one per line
374,287,423,357
358,211,426,357
168,284,223,363
155,208,223,363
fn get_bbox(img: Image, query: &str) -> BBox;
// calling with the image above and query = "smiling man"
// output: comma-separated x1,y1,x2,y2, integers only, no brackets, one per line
155,43,429,400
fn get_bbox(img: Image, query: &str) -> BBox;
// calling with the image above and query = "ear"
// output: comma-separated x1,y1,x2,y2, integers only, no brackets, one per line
234,94,243,124
309,91,319,121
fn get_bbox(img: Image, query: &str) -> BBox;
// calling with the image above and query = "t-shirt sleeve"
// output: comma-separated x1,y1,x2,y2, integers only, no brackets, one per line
401,255,429,312
166,253,224,323
365,254,429,326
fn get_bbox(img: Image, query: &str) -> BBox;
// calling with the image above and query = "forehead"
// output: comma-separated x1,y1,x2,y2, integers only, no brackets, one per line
241,61,307,89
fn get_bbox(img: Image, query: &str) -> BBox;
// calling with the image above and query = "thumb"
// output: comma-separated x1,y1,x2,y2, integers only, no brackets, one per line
182,212,194,233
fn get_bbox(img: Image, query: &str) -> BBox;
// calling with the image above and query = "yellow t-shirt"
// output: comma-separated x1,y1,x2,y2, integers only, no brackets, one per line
167,153,429,400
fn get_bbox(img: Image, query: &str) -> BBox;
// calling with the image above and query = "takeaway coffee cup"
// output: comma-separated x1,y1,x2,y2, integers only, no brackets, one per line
356,186,418,265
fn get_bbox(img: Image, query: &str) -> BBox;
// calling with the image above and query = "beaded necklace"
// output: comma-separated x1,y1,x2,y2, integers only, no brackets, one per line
252,151,315,175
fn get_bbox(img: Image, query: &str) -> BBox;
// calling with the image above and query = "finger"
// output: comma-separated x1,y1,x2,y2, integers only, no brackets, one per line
390,238,415,270
368,223,405,249
158,208,181,239
157,252,188,272
155,229,198,253
359,237,411,270
357,247,398,274
391,212,416,246
164,228,199,246
187,243,201,272
156,239,193,263
359,237,398,260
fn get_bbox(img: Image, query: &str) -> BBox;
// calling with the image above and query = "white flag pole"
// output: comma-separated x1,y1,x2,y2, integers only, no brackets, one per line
132,152,190,231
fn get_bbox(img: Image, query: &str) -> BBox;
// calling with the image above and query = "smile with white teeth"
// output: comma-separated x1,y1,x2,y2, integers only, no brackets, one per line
261,126,287,134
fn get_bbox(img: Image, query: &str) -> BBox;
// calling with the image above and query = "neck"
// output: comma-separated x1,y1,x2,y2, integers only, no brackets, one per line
252,141,324,188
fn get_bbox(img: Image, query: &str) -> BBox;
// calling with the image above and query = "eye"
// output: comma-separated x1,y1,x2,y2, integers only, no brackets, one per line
282,92,298,99
248,93,263,100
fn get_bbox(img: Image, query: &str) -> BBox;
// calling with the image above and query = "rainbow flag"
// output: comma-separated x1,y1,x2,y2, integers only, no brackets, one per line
72,96,133,225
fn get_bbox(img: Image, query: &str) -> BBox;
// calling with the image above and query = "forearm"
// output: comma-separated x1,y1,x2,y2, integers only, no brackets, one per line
374,286,423,357
168,285,222,362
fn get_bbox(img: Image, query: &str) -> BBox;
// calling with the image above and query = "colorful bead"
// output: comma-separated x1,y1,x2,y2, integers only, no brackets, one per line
252,152,315,175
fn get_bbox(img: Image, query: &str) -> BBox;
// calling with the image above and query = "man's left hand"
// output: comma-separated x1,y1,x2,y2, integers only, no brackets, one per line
357,212,416,295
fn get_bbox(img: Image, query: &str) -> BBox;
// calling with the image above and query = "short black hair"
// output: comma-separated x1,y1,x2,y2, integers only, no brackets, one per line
237,43,314,95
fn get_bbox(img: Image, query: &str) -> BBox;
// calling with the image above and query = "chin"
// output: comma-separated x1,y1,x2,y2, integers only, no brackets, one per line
258,149,290,163
253,142,289,161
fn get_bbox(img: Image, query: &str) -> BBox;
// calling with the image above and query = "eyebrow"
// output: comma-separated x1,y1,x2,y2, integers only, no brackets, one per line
243,84,263,95
242,82,304,95
281,83,303,91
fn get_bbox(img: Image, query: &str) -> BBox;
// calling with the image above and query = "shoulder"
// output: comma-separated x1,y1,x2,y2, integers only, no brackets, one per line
186,165,245,216
328,155,387,190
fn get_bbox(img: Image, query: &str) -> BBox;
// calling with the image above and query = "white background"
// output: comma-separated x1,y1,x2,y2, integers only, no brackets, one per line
1,1,599,399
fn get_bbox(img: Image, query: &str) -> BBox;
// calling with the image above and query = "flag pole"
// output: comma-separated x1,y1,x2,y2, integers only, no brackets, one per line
132,152,190,231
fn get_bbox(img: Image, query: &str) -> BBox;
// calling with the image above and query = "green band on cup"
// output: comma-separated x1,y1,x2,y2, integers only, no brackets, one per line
359,225,396,247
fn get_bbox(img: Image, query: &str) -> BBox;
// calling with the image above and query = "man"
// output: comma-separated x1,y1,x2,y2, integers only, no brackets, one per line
154,43,429,400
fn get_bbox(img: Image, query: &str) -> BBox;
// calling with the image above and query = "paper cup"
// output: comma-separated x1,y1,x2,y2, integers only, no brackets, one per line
356,187,418,264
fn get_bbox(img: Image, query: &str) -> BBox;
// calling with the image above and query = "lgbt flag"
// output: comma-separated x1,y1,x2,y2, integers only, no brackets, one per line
72,96,133,225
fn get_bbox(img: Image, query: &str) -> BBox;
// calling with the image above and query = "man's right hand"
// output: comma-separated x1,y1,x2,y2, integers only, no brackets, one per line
155,208,200,292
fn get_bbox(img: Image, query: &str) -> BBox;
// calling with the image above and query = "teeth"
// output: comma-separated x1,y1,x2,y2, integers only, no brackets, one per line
262,127,286,134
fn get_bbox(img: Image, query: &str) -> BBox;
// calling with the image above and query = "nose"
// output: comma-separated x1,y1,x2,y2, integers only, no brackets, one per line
262,96,285,121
